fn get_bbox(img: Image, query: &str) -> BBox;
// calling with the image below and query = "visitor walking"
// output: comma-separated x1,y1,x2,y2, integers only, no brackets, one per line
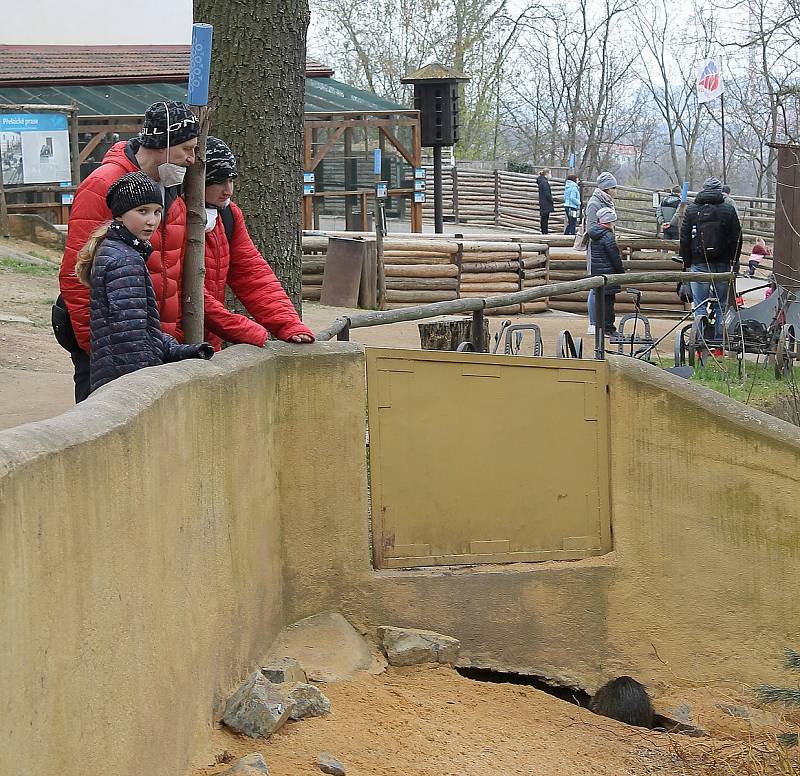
585,172,617,335
202,137,314,348
588,207,625,336
656,186,681,240
679,176,742,347
74,172,212,394
55,101,200,402
537,168,554,234
563,173,580,235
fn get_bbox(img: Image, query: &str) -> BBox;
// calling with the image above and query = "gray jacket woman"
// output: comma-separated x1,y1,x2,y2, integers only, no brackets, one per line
585,172,618,329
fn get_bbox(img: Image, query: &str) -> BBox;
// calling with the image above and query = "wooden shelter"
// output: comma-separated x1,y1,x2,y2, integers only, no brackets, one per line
0,45,422,230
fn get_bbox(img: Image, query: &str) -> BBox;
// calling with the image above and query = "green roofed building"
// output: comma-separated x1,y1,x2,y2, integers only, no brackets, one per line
0,45,422,229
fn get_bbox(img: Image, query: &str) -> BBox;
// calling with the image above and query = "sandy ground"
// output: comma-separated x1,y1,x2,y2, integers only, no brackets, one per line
187,664,798,776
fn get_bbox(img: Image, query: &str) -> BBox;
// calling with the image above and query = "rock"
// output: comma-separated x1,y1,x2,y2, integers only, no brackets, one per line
261,656,307,685
287,682,332,720
717,703,783,730
220,753,269,775
663,703,694,724
377,626,460,667
222,672,292,738
317,752,346,775
267,612,374,682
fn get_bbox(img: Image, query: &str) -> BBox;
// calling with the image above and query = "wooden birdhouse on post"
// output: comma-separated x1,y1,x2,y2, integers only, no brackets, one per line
401,63,470,233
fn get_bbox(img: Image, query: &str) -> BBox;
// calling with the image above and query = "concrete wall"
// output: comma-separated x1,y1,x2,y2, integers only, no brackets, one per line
2,345,799,775
0,344,362,776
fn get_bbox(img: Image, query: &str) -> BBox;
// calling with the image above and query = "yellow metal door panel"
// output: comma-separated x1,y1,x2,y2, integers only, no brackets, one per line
366,348,612,569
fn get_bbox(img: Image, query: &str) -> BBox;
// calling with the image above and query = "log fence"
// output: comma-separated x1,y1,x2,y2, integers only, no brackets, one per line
419,167,775,244
303,232,700,316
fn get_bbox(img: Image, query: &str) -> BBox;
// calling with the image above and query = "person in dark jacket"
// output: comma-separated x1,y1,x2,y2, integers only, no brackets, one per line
679,176,742,345
75,172,212,394
537,168,554,234
656,185,681,239
202,137,314,349
588,207,625,335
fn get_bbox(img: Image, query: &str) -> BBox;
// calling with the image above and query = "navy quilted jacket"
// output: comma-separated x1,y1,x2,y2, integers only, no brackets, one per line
588,224,625,292
88,223,209,393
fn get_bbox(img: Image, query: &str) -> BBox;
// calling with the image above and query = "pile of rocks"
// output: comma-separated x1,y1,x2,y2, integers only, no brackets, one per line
216,613,462,775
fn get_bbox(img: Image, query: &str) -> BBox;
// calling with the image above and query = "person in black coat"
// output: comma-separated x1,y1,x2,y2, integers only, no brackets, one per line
75,171,212,393
679,176,742,344
588,206,625,335
537,167,555,234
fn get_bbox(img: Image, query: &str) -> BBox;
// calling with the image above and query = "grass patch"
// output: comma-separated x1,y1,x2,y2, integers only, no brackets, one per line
660,356,800,405
0,258,59,276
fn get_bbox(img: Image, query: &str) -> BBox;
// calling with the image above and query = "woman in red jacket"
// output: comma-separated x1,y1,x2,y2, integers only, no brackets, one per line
56,101,199,401
202,136,314,348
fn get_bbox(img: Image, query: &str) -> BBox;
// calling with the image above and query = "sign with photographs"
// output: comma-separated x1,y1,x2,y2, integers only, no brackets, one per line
0,113,71,185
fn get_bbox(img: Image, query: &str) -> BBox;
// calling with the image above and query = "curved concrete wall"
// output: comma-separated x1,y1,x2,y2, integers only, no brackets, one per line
1,345,798,776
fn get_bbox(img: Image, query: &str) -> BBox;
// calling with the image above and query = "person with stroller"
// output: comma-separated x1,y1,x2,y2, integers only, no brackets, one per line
74,172,213,393
588,207,625,337
679,176,742,353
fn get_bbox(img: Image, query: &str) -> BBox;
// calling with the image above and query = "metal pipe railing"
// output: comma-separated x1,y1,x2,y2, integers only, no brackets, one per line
315,271,731,342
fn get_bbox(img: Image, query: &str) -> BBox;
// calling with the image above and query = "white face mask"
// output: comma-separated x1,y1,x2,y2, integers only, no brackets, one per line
158,162,187,187
156,101,188,188
205,207,218,232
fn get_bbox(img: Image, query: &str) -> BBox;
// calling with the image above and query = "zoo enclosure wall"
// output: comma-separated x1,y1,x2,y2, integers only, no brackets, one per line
0,344,798,776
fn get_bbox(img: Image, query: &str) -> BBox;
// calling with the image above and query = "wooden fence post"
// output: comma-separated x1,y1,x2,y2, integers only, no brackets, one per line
494,169,500,226
452,166,460,224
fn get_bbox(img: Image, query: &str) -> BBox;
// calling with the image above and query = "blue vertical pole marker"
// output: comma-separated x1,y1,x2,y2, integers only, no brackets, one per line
681,181,689,203
568,152,575,169
188,23,213,106
373,148,382,176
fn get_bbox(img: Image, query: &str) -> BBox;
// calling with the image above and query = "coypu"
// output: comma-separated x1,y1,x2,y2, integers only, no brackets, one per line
589,676,655,728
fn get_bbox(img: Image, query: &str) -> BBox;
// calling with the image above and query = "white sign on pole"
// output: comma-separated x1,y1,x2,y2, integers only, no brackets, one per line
696,59,725,104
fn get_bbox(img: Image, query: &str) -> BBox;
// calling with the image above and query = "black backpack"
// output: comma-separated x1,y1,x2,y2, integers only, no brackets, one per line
220,205,235,243
691,203,726,263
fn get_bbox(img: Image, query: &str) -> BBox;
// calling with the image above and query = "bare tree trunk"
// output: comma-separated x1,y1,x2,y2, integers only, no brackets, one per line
193,0,309,311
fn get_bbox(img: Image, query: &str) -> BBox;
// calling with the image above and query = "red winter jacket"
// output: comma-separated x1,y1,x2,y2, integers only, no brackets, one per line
59,140,187,352
203,202,314,349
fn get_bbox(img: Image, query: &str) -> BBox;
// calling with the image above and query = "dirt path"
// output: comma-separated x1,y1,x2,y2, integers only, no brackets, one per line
0,237,74,429
188,664,796,776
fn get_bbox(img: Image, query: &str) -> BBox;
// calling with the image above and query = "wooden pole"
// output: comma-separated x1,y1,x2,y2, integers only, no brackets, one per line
410,116,423,233
0,137,9,238
68,105,81,188
315,271,730,340
181,106,210,343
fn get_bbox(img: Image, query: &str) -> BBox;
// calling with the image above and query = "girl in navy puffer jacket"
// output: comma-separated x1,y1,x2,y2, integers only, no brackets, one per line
75,172,212,393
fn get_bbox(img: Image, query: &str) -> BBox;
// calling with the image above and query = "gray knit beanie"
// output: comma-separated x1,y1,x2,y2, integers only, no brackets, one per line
703,176,723,191
597,172,618,191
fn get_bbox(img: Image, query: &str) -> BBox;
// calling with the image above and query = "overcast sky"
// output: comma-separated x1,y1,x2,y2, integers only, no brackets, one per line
1,0,192,45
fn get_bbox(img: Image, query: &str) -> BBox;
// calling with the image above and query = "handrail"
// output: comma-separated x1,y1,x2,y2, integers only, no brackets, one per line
315,270,731,341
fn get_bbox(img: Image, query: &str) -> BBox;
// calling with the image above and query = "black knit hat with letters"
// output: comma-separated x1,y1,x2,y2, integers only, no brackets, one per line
139,101,200,149
106,172,163,217
205,136,239,184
